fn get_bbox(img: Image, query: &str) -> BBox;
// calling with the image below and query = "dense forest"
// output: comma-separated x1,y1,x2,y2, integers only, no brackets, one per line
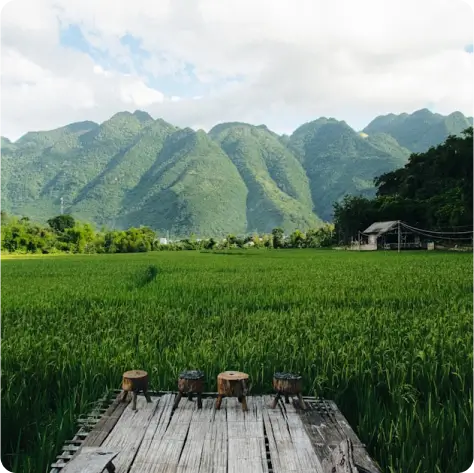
333,127,473,244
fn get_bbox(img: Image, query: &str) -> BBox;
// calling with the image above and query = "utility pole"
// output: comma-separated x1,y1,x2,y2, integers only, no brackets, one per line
60,197,64,215
358,231,361,251
397,220,401,253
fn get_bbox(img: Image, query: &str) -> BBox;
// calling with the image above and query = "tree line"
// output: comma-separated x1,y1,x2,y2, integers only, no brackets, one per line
0,212,336,254
333,127,473,244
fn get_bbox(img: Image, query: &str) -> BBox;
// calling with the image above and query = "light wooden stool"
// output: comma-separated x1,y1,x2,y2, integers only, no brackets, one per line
119,370,152,410
215,371,249,411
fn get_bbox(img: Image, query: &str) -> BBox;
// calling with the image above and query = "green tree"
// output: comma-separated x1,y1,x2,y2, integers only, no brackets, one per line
226,234,237,246
271,228,284,248
63,223,95,253
333,127,473,241
290,229,305,248
204,238,217,250
333,196,376,245
47,214,76,233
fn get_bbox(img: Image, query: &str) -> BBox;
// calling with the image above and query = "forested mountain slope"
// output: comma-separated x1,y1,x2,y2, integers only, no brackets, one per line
1,109,470,236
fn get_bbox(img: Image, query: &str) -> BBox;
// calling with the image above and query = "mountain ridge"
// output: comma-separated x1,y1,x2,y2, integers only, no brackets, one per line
1,108,471,236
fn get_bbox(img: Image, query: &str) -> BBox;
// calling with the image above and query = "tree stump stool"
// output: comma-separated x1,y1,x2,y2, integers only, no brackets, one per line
119,370,152,410
270,372,306,409
215,371,249,412
173,370,205,410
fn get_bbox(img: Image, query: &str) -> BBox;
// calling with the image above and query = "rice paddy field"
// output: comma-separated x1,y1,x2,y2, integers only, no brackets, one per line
1,250,473,473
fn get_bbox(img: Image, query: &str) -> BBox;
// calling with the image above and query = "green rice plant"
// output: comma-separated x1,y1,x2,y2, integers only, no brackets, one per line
1,250,472,473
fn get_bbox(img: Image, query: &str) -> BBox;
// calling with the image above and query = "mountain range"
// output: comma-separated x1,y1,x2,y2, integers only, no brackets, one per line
1,108,472,237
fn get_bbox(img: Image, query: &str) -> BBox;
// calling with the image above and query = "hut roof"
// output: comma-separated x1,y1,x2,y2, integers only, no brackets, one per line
363,221,398,236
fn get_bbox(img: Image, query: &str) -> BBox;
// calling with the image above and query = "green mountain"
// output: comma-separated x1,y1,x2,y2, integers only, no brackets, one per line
120,128,249,237
1,109,471,235
1,137,14,148
209,122,321,232
70,117,179,226
288,119,411,221
363,109,472,153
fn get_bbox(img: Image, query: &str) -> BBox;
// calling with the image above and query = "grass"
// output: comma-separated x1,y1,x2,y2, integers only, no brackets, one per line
1,250,472,473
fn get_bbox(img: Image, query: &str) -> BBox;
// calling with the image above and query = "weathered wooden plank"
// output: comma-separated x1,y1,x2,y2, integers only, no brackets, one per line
301,399,347,449
282,400,325,472
55,447,119,473
101,395,161,473
177,399,215,472
322,439,358,473
198,399,227,473
82,393,131,447
56,453,74,461
297,399,382,473
62,445,81,452
132,394,195,473
325,401,382,473
227,396,267,473
129,393,175,472
262,395,300,473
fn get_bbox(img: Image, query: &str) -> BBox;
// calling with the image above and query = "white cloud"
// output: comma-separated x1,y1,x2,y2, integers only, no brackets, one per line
0,0,473,140
120,80,164,106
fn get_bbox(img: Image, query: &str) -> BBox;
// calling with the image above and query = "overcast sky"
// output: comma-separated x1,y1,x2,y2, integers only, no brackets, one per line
1,0,473,141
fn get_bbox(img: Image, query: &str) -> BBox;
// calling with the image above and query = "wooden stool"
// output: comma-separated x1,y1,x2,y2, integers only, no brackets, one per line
215,371,249,411
119,370,152,410
270,372,306,409
173,370,205,410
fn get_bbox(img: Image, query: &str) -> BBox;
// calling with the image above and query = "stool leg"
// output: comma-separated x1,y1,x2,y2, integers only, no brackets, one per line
144,389,152,403
284,394,290,404
197,393,202,409
241,396,248,412
297,393,306,409
173,391,183,410
270,393,281,409
119,390,128,402
216,395,223,410
132,391,138,410
106,461,116,473
188,392,193,401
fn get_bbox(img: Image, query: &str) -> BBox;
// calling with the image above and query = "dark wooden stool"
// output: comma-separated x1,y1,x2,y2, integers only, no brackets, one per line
119,370,152,410
173,370,205,409
215,371,249,412
270,372,306,409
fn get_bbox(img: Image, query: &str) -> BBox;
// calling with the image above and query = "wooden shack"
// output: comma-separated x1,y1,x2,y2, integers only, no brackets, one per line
357,220,424,251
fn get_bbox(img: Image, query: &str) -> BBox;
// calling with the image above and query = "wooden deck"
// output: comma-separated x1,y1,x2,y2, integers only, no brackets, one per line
50,392,382,473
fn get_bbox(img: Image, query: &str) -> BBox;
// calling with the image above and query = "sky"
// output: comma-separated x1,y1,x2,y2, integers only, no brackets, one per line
1,0,473,141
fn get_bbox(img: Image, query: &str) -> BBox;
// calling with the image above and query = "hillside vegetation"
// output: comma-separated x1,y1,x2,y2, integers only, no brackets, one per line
363,108,472,153
334,127,473,243
1,109,471,235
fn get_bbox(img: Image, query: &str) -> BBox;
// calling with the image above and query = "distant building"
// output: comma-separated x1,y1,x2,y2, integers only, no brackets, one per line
353,221,424,251
159,237,168,245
